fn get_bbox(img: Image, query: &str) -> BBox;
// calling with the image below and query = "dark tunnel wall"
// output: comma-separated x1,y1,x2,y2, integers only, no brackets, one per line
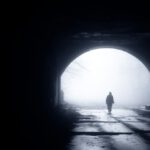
10,1,150,148
11,1,150,112
11,15,150,114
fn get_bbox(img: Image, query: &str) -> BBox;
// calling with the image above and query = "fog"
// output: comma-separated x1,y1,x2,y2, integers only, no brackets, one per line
61,48,150,107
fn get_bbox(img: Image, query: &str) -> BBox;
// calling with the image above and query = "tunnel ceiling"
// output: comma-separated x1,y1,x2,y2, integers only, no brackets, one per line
10,1,150,73
56,20,150,74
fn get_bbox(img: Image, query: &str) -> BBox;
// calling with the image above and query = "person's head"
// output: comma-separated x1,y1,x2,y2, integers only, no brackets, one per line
109,92,112,95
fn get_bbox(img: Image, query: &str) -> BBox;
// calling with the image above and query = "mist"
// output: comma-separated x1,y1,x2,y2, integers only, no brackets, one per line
61,48,150,107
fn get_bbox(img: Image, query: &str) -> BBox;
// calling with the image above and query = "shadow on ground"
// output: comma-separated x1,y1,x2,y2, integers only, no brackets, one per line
12,106,79,150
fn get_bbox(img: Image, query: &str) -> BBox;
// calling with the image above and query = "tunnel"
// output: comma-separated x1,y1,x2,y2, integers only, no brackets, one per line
11,29,150,150
60,48,150,108
11,1,150,149
54,43,150,107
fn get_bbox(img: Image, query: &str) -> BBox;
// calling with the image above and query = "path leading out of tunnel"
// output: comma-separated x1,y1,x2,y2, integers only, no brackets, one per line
67,108,150,150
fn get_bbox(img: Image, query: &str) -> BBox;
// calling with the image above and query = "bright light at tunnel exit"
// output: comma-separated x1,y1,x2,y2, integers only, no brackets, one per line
61,48,150,107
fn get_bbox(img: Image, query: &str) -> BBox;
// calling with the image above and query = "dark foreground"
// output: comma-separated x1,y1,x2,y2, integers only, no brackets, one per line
12,106,79,150
13,106,150,150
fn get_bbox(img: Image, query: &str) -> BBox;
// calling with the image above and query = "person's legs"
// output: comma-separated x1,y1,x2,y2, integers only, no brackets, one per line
109,105,112,113
107,104,113,113
107,105,111,113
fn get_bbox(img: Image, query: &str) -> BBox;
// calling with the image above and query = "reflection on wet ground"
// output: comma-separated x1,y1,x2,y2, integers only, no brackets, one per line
68,108,150,150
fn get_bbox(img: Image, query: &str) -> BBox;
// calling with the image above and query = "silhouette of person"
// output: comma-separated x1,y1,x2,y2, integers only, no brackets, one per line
106,92,114,114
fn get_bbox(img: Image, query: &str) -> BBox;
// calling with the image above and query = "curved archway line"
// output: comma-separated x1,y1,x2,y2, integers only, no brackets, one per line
61,48,150,108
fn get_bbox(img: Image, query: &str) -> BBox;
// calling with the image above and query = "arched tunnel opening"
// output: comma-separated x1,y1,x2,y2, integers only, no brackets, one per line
11,31,150,150
54,47,150,150
60,48,150,110
11,2,150,149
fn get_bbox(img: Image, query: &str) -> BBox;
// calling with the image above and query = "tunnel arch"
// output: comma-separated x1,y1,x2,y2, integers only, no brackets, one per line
59,46,150,107
59,45,150,76
54,38,150,107
60,45,150,75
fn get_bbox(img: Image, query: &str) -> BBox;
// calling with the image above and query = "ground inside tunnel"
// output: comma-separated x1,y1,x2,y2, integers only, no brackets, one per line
64,106,150,150
15,105,150,150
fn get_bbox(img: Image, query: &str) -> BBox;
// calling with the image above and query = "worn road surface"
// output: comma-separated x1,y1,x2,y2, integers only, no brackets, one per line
67,108,150,150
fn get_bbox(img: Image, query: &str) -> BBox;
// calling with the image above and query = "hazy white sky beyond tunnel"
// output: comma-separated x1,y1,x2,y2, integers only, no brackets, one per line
61,48,150,107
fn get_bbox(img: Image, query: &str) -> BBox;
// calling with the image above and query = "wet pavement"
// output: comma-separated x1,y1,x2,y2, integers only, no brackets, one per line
68,108,150,150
